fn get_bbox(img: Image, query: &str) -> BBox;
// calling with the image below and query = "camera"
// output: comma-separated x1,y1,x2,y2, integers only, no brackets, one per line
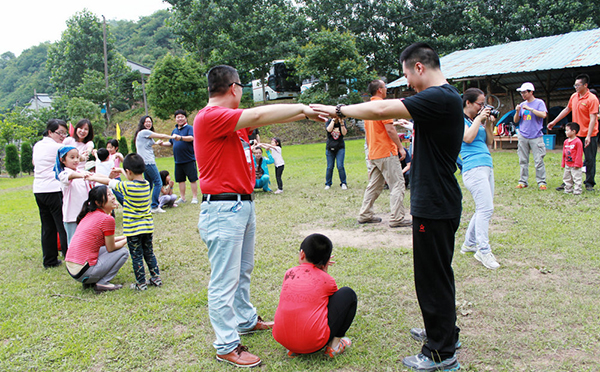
485,105,500,118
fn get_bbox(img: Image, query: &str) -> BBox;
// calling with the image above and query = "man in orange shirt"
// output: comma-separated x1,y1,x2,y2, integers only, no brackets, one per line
549,74,599,191
358,80,411,227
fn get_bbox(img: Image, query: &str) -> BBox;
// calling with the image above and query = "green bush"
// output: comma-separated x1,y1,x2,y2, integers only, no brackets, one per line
20,142,33,174
119,137,129,156
5,144,20,177
94,135,107,151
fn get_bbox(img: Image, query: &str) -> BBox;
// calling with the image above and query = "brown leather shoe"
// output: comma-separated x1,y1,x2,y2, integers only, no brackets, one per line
239,316,274,335
216,345,261,368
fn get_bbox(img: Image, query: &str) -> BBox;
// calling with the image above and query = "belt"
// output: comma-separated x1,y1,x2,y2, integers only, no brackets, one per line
202,193,254,202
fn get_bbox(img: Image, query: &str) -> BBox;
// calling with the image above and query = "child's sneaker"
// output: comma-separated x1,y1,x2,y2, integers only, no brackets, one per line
324,337,351,358
130,282,148,291
147,276,163,287
286,350,299,358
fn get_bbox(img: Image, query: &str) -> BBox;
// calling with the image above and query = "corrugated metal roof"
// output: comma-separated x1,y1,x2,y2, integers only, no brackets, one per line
388,28,600,88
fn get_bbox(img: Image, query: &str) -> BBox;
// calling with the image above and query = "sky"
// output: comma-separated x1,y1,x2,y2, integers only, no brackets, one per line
0,0,171,56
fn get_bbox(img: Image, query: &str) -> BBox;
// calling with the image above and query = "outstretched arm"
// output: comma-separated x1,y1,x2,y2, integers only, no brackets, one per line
236,104,323,131
311,99,412,121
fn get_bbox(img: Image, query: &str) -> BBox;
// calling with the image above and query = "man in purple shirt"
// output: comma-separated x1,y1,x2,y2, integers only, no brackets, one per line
513,82,548,190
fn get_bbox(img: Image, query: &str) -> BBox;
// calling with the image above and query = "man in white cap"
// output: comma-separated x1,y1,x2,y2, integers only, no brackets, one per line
513,82,548,190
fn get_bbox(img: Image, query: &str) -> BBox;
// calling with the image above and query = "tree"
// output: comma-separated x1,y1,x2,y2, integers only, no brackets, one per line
5,144,20,177
0,111,38,146
118,137,129,156
20,142,33,175
146,53,208,120
66,97,104,135
167,0,306,81
294,29,374,105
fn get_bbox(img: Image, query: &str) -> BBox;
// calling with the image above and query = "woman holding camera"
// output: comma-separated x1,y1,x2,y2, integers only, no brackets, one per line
324,118,348,190
459,88,499,270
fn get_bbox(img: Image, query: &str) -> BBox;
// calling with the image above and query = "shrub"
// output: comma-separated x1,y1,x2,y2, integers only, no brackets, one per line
20,142,33,174
5,144,20,177
119,137,129,156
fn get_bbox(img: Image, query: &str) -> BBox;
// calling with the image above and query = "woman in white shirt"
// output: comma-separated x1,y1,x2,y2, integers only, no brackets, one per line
33,119,69,268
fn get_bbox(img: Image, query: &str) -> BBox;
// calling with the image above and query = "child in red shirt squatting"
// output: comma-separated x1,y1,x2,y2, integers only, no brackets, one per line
562,122,584,195
273,234,357,358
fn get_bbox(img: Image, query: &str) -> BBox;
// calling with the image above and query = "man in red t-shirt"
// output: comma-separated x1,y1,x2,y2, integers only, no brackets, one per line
549,74,600,190
193,65,321,368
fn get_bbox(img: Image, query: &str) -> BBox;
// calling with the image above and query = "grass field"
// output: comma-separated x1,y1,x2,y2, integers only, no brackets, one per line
1,139,599,371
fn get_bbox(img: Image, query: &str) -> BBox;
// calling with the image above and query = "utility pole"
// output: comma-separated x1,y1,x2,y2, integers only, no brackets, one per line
102,15,111,126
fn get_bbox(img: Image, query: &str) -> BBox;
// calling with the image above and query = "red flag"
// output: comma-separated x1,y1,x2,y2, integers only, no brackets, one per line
68,122,74,137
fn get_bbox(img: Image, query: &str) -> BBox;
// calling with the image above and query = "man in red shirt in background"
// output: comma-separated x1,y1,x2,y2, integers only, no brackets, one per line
549,74,599,191
193,65,321,368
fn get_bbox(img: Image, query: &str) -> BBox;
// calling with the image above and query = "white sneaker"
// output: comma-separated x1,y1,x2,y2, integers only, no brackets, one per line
274,189,283,194
341,184,348,190
460,243,478,254
474,250,500,269
176,198,186,204
191,198,199,204
324,185,331,190
151,207,166,213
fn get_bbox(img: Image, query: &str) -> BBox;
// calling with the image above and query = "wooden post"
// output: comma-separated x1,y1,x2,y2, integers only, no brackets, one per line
102,15,111,126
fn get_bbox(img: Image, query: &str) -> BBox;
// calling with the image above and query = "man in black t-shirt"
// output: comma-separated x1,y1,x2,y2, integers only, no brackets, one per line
312,42,463,372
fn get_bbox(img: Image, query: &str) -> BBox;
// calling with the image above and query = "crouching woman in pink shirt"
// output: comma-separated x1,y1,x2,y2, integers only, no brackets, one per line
65,185,129,293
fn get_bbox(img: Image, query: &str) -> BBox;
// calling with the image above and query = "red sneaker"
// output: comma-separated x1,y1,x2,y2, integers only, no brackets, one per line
324,337,352,358
216,345,261,368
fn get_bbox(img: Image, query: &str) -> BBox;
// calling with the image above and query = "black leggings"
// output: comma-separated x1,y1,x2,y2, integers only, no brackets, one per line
327,286,357,342
275,165,284,190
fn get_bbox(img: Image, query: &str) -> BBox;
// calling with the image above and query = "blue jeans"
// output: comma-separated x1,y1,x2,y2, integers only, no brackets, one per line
144,163,162,209
198,199,258,355
325,148,347,186
462,166,494,254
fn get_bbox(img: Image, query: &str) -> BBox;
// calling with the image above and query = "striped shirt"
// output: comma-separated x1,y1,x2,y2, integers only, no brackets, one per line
109,179,153,236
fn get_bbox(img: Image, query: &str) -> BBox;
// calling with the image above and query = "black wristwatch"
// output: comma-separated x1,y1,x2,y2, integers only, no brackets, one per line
336,104,346,119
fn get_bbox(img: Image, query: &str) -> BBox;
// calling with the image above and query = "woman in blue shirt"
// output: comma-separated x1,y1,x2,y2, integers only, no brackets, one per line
459,88,500,269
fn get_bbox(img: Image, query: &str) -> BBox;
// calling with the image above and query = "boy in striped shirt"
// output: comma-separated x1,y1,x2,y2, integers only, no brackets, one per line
89,153,161,291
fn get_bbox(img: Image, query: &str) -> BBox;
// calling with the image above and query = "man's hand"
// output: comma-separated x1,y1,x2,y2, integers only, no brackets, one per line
547,121,556,130
585,136,591,147
310,104,337,120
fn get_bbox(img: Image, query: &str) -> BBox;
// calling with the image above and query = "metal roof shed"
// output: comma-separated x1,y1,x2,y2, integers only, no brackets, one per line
387,28,600,108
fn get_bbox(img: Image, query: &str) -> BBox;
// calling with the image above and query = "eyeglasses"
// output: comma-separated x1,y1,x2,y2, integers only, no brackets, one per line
55,131,68,137
573,84,583,89
229,82,244,88
473,101,485,107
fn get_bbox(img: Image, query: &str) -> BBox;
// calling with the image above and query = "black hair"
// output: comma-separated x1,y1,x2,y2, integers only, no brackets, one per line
368,79,385,96
43,119,67,137
76,185,110,224
575,74,590,86
133,115,154,148
107,139,119,148
300,233,333,268
590,88,598,97
123,153,146,174
174,109,187,117
159,170,169,185
97,148,109,162
400,42,441,70
207,65,239,97
272,137,281,147
462,87,485,108
565,122,580,134
74,119,94,143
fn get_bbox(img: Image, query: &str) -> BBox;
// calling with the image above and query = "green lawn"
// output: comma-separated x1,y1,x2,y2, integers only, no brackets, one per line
1,140,599,371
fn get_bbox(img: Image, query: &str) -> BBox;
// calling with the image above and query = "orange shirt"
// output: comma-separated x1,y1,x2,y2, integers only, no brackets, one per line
568,90,599,137
364,96,397,160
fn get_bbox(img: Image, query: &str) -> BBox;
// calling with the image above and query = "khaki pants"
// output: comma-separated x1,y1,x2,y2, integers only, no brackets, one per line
358,155,407,223
563,166,583,194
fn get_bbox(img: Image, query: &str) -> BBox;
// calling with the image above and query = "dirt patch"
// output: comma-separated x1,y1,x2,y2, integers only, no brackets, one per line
297,227,412,250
